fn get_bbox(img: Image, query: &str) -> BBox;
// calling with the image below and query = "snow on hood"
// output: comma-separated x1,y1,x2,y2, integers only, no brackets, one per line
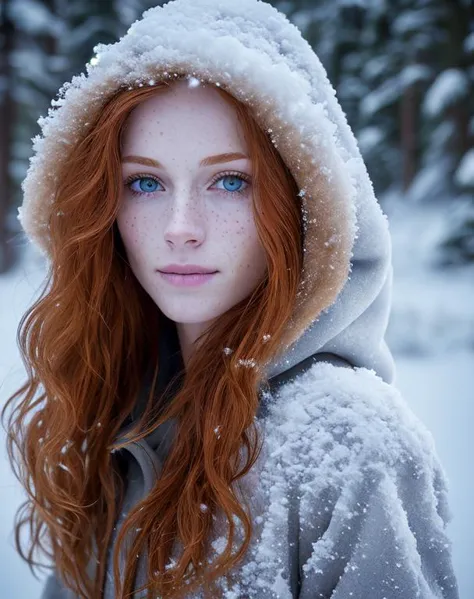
17,0,394,382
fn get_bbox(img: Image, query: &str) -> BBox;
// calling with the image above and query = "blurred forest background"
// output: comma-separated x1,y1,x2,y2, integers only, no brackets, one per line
0,0,473,597
0,0,473,273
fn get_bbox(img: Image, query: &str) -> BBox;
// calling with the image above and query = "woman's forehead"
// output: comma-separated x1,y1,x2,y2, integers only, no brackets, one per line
121,82,249,163
124,80,240,128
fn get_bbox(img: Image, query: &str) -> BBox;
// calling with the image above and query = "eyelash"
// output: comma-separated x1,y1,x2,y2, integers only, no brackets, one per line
124,170,251,198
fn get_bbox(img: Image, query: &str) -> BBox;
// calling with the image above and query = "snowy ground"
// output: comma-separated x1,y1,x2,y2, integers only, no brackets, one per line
385,196,473,599
1,198,473,597
0,251,48,599
394,351,473,599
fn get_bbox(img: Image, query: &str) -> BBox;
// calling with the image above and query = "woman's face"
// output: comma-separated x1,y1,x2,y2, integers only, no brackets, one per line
116,79,267,363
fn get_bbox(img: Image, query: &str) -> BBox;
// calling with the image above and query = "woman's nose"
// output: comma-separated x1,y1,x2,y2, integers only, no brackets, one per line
163,195,206,247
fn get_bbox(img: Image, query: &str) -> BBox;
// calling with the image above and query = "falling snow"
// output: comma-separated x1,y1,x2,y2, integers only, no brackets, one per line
11,0,460,597
235,358,258,369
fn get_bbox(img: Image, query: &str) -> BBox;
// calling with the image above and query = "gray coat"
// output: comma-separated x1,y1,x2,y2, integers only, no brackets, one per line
41,319,458,599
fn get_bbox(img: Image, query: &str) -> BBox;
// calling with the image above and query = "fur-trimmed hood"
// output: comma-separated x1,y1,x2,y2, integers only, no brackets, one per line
18,0,394,382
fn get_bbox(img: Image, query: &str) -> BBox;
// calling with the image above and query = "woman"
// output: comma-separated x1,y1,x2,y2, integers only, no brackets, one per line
3,1,459,598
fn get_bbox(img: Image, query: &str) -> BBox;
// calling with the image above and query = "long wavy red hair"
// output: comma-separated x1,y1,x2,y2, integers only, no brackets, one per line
2,76,304,599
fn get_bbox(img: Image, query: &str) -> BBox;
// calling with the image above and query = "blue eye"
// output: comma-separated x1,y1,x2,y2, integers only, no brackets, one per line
211,172,250,195
128,176,162,195
216,175,246,193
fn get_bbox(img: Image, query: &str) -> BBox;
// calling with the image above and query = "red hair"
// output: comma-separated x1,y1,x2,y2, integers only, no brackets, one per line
2,77,303,598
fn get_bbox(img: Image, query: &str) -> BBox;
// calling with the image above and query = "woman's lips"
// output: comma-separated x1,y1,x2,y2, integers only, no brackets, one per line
158,271,217,287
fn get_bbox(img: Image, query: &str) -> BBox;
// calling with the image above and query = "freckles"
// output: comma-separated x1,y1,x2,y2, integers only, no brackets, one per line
237,260,252,271
127,214,139,233
124,214,148,246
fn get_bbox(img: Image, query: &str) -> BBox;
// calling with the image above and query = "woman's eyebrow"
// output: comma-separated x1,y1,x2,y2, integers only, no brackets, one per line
122,152,248,168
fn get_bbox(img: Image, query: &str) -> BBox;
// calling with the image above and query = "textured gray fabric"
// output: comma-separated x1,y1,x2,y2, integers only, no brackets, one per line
41,341,459,599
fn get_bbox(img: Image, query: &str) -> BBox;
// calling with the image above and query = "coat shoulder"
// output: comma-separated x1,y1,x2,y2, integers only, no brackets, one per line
262,362,447,497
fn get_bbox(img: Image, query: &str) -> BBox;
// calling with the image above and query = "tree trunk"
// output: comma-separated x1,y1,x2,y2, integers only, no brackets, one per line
400,83,418,192
0,0,16,273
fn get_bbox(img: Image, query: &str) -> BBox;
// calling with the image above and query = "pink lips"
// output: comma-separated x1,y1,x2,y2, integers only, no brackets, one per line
158,263,217,274
158,271,217,287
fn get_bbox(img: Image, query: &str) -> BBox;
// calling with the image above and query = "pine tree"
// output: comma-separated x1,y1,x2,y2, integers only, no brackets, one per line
5,0,163,268
276,0,474,264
